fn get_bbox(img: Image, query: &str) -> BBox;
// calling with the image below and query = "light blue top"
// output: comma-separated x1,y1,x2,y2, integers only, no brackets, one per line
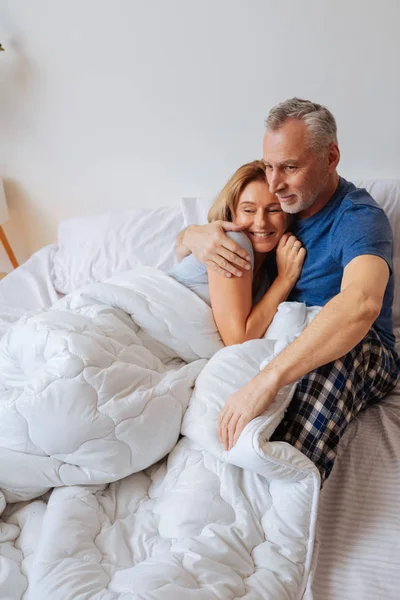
169,231,270,305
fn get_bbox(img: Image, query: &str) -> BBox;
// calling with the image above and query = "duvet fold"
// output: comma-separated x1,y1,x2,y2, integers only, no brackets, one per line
0,267,320,600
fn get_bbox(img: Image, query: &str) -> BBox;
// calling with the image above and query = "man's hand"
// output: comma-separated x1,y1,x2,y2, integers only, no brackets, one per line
218,371,279,451
182,221,252,277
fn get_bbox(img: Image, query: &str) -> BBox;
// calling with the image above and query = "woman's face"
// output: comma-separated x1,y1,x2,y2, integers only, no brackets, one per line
232,180,288,253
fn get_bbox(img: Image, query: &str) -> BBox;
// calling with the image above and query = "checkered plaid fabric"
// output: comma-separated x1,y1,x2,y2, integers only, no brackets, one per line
270,328,400,484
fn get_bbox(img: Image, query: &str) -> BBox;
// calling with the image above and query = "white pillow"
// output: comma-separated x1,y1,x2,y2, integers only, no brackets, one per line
180,197,212,227
52,206,183,294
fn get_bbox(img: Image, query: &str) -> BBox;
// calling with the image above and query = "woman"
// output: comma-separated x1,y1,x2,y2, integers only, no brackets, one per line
170,160,305,344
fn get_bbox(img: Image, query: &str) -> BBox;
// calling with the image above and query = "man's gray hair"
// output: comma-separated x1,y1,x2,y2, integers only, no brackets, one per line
265,98,338,156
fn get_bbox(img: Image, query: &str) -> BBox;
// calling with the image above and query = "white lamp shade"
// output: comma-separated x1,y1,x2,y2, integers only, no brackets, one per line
0,179,9,225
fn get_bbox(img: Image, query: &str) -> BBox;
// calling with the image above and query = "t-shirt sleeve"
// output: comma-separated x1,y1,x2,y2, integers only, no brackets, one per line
331,203,393,273
168,253,207,283
225,231,254,269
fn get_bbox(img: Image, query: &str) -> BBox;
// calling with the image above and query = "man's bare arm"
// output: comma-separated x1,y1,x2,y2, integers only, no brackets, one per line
175,221,252,275
261,254,389,389
176,227,192,262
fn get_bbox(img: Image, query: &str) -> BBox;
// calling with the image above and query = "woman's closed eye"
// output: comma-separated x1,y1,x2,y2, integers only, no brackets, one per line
242,208,281,215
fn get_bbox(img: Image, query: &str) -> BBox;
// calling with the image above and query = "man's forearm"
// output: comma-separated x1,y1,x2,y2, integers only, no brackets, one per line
260,285,380,390
176,227,192,262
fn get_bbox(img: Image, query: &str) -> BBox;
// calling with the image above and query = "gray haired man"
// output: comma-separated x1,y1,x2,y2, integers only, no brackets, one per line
177,98,400,483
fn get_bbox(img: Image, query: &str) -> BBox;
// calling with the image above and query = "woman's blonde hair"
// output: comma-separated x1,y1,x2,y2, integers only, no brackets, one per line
208,160,267,223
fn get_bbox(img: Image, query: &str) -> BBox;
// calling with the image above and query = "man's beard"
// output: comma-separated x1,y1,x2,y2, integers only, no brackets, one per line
279,170,330,215
279,192,316,215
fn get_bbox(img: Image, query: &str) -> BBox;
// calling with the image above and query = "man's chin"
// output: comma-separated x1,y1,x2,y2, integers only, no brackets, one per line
280,200,302,214
280,195,317,215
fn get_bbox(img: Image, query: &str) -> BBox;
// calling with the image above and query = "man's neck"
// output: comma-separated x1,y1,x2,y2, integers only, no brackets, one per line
298,172,340,220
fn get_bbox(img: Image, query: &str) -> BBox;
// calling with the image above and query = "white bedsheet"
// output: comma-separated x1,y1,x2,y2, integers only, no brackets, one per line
312,381,400,600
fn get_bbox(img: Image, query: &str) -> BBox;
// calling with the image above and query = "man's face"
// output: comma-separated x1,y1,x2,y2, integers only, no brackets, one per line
262,119,330,215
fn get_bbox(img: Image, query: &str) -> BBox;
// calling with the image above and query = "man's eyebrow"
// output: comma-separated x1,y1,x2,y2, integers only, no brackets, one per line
262,159,299,167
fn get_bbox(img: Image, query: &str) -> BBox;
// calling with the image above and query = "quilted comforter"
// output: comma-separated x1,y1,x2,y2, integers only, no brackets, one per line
0,267,320,600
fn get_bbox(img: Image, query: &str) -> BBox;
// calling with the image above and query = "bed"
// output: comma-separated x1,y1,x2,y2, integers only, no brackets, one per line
0,180,399,600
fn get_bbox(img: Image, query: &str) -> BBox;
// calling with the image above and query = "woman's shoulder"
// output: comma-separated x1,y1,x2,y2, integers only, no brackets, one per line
168,254,210,305
225,231,254,265
168,253,207,283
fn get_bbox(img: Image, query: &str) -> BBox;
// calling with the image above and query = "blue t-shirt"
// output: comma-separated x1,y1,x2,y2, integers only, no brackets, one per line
289,177,395,349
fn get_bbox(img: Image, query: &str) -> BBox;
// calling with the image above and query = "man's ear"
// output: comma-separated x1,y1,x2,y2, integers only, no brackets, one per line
327,143,340,172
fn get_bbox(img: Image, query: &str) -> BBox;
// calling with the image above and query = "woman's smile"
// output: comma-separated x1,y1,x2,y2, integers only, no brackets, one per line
248,231,275,238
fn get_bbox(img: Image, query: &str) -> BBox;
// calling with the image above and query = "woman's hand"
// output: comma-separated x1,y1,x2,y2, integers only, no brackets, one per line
182,221,252,277
276,233,306,285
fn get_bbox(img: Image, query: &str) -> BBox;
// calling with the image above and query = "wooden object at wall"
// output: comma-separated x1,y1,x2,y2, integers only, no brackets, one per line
0,225,18,268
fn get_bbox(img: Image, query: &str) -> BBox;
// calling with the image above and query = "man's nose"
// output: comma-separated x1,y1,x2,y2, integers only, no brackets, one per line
268,169,284,194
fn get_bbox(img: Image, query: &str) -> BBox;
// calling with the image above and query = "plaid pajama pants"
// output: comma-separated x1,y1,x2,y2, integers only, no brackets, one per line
270,328,400,484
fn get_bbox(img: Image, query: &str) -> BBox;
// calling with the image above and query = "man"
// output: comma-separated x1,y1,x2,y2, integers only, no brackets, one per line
176,98,400,483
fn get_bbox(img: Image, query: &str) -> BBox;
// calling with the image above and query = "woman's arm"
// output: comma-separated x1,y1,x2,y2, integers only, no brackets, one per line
208,233,305,345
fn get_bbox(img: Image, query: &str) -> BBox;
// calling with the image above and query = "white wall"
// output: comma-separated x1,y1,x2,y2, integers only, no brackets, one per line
0,0,399,271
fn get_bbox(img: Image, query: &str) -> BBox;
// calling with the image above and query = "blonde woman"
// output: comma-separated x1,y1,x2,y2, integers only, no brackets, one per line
170,160,306,345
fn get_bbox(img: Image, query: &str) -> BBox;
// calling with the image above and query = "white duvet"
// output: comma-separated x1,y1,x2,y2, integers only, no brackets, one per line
0,267,320,600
